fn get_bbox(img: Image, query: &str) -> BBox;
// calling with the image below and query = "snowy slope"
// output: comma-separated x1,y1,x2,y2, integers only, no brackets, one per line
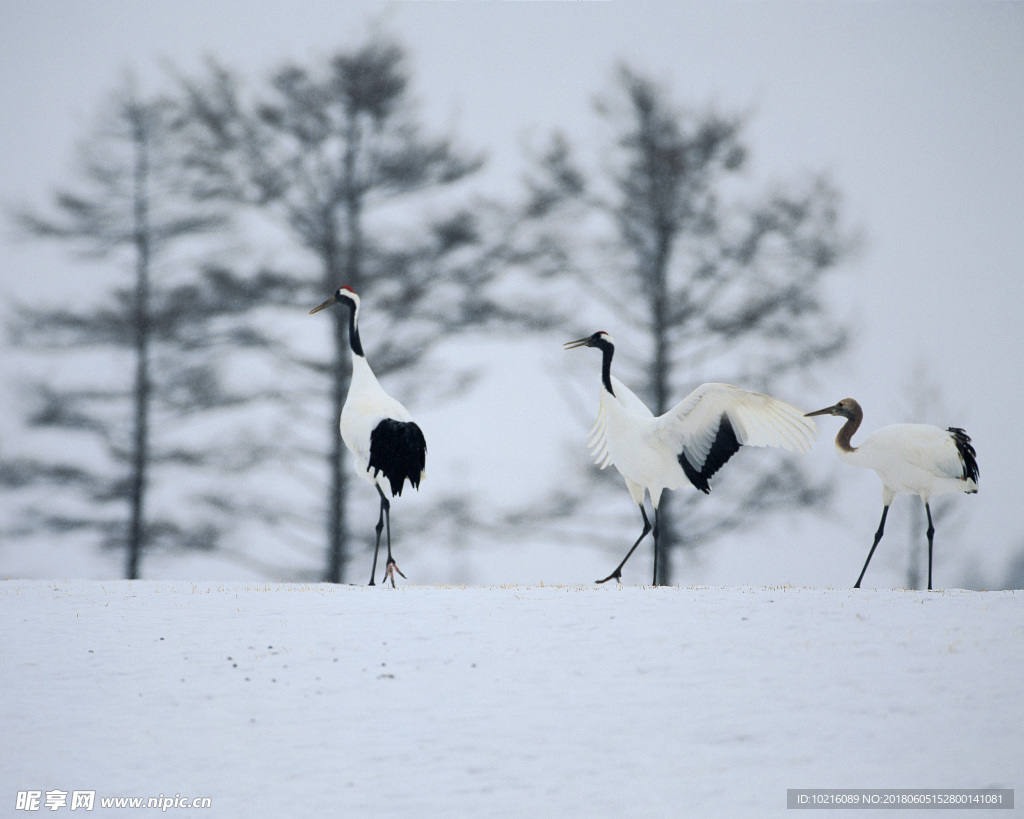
2,582,1020,817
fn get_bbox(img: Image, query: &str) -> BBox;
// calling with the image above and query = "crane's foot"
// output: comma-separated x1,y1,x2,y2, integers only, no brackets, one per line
596,569,622,585
384,558,406,588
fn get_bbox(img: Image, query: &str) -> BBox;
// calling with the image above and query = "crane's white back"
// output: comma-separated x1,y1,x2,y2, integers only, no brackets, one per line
840,423,978,503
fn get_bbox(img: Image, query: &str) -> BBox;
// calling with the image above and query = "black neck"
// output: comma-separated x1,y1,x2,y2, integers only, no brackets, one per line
344,300,364,357
596,339,615,396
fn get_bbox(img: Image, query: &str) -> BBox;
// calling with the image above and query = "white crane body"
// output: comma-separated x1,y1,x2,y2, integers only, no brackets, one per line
341,354,422,496
590,378,815,506
836,422,976,505
806,397,978,590
310,287,426,586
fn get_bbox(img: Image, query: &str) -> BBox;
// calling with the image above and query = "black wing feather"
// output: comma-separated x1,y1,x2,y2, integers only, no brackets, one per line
947,427,979,487
678,415,741,494
368,419,427,497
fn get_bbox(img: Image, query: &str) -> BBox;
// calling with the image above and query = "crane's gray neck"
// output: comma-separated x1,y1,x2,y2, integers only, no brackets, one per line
836,410,862,453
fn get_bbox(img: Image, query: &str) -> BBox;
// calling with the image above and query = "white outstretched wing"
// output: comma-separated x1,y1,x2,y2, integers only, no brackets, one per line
652,383,817,479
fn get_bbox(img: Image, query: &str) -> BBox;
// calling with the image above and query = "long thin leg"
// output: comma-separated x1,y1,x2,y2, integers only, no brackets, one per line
377,484,406,588
597,505,651,585
854,505,889,588
651,508,660,586
369,489,387,586
925,502,935,591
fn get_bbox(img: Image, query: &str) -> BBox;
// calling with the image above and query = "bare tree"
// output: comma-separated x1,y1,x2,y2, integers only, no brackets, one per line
176,37,493,582
7,75,231,578
523,65,854,584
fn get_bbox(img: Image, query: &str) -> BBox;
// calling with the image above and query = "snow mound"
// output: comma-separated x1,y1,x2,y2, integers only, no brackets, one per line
2,581,1020,817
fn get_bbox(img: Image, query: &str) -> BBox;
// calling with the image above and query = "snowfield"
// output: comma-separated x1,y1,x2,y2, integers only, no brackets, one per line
2,581,1021,817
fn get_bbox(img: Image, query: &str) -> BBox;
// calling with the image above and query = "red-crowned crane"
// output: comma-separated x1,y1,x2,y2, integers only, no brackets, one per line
565,331,818,585
310,287,426,587
805,398,978,590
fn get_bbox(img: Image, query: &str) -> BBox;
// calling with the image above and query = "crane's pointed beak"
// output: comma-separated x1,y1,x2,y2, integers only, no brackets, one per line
309,294,336,315
804,404,839,418
563,336,592,350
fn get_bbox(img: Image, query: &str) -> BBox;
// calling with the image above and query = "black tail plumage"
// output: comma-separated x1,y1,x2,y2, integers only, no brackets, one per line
947,427,979,488
368,419,427,497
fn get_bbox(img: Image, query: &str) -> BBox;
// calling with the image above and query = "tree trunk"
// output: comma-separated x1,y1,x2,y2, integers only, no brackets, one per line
321,210,350,583
649,222,676,585
127,108,152,580
324,302,349,583
323,109,366,583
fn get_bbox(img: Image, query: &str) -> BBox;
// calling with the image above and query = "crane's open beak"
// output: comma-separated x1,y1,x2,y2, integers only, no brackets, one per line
804,404,839,418
309,294,336,315
563,336,592,350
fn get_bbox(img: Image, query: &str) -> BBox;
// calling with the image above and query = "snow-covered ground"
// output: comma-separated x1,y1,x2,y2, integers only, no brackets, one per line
2,581,1020,817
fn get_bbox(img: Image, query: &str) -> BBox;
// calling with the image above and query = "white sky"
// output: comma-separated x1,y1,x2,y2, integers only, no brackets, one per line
1,1,1022,586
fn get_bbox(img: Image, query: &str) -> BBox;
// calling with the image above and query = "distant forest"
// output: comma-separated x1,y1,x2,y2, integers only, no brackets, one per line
3,33,855,585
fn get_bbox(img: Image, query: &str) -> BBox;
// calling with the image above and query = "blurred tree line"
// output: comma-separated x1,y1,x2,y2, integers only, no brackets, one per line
2,34,855,584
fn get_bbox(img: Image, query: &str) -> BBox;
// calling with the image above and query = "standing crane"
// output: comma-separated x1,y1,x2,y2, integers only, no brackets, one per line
310,287,426,587
565,331,818,585
805,398,978,590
